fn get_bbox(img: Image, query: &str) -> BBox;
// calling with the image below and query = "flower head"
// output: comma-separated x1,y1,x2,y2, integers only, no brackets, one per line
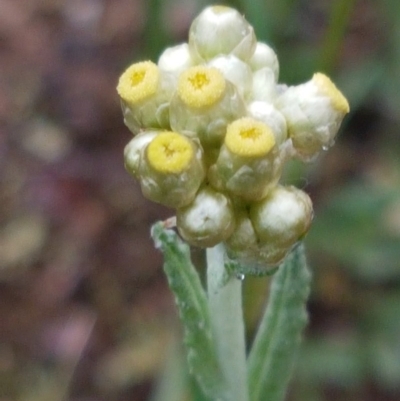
276,72,350,158
188,6,256,62
117,61,159,105
138,131,205,208
224,117,275,158
170,67,246,149
118,61,175,134
117,5,349,268
177,186,235,247
147,132,194,174
177,66,226,109
208,118,281,202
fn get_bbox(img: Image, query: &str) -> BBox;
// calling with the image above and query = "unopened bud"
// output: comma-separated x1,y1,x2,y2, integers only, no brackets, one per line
250,185,313,248
158,44,194,80
249,42,279,81
224,208,290,268
188,6,256,63
224,209,258,263
276,73,350,158
207,54,252,99
177,186,235,248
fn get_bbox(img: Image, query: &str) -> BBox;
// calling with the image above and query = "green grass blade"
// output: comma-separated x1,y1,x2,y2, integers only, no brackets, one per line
317,0,357,73
142,0,171,59
247,244,311,401
239,0,298,42
151,222,228,401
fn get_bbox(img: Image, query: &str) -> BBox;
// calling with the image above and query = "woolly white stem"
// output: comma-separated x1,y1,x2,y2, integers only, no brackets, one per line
207,244,249,401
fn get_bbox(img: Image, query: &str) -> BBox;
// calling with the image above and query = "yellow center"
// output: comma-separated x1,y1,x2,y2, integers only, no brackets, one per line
212,5,230,13
225,118,276,157
130,70,145,86
188,72,209,89
313,73,350,114
178,66,226,108
147,132,194,174
117,61,159,104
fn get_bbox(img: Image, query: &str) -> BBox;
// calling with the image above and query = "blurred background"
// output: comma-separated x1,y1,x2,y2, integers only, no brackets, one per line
1,0,400,400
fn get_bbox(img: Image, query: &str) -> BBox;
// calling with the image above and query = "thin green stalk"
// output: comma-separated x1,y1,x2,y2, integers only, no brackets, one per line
142,0,171,59
317,0,357,73
207,244,249,401
247,244,311,401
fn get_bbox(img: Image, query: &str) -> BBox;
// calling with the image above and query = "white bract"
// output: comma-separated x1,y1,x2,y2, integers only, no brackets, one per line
249,42,279,82
207,54,253,99
124,130,158,178
158,43,194,80
247,101,288,146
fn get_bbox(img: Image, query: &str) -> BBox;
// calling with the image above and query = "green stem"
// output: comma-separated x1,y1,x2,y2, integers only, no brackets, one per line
207,244,249,401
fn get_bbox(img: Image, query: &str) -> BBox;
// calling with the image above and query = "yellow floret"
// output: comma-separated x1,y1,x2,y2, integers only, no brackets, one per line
178,66,226,108
212,5,230,13
313,73,350,114
117,61,159,104
225,118,276,157
147,132,194,174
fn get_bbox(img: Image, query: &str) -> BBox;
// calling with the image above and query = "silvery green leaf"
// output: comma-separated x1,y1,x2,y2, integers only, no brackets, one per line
248,244,311,401
151,222,228,400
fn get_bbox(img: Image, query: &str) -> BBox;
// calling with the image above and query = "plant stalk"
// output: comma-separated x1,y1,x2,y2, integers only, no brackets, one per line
207,244,249,401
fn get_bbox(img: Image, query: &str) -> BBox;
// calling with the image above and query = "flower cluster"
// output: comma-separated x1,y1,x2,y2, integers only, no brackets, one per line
117,6,349,267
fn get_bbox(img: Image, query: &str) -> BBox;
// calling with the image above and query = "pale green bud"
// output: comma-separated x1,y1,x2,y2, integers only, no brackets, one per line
139,132,205,208
224,209,259,263
188,6,256,63
207,54,253,99
224,208,289,269
177,186,235,248
247,101,288,146
124,130,159,179
249,42,279,80
250,185,313,248
158,43,194,81
275,73,350,158
117,61,175,134
208,118,281,201
170,66,246,150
